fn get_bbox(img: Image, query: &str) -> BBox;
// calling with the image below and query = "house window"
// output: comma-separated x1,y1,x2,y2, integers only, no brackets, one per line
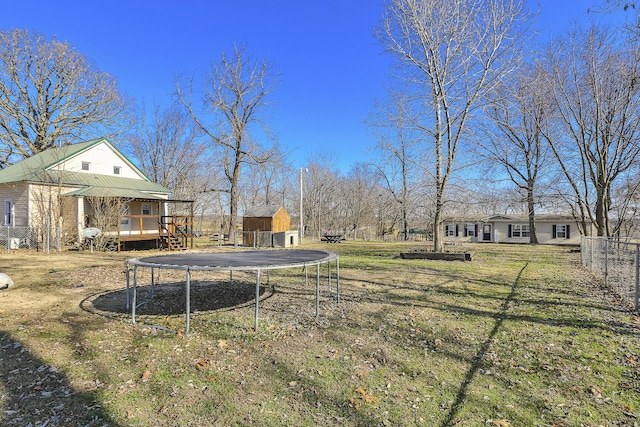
445,224,457,237
81,161,91,171
142,204,151,215
465,224,476,237
114,166,122,175
509,224,530,238
120,203,130,225
553,224,570,239
4,199,12,225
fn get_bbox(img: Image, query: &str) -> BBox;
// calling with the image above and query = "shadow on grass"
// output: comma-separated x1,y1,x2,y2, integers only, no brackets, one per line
0,331,120,427
338,272,639,338
81,280,267,317
441,262,528,426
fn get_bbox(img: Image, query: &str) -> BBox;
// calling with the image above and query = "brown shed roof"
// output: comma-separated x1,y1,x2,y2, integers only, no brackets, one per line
244,205,285,218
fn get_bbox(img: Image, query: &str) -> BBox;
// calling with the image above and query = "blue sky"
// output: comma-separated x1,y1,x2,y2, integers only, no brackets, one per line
2,1,630,171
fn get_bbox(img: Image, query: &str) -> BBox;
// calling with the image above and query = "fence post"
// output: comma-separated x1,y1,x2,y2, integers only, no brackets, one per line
604,238,609,287
636,244,639,312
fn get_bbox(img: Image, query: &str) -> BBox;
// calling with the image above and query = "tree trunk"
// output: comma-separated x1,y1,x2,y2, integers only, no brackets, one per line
527,186,538,244
228,156,242,245
595,184,607,237
433,181,444,252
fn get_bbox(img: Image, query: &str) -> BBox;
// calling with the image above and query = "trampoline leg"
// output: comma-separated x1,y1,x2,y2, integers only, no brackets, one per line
316,264,320,318
304,265,308,287
327,262,331,294
151,268,155,300
131,266,138,325
185,268,191,334
255,270,261,331
229,271,233,286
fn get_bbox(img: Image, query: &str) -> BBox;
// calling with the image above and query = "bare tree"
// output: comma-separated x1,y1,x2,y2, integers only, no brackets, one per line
241,143,291,209
378,0,531,251
303,153,341,239
590,1,636,12
369,90,422,241
128,103,217,220
177,44,279,243
338,163,379,240
611,169,640,237
480,62,555,243
0,29,129,167
545,25,640,236
29,181,74,248
85,196,127,251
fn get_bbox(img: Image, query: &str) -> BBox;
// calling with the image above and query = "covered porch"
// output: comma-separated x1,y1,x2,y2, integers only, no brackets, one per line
70,189,194,251
117,199,195,251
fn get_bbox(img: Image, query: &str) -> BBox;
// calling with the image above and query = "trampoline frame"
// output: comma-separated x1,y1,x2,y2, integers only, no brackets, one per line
125,249,339,332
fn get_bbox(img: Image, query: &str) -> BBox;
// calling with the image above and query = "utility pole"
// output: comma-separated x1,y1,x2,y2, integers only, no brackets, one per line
299,167,304,244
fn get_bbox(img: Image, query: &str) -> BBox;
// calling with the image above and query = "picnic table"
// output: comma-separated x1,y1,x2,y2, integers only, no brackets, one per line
321,234,345,243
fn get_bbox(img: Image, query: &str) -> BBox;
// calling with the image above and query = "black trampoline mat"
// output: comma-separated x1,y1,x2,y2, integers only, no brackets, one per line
135,249,333,269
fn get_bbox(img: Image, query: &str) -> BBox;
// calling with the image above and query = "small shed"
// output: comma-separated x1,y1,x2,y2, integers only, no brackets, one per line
243,205,297,247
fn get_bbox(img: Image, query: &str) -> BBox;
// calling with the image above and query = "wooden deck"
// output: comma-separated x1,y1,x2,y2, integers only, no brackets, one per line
115,214,195,251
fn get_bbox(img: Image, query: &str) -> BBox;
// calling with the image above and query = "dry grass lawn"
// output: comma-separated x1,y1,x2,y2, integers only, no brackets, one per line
0,242,639,426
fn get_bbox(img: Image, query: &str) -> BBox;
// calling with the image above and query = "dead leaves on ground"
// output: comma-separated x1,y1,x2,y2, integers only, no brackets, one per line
138,357,216,383
350,386,379,409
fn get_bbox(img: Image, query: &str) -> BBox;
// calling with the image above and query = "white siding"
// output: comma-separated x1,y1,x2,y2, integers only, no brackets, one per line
442,217,584,245
0,182,30,226
536,223,581,245
51,141,145,180
493,223,511,243
496,221,581,245
29,184,79,229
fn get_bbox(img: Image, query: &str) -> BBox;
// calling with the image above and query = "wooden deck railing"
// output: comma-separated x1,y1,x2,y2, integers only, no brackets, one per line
108,214,195,250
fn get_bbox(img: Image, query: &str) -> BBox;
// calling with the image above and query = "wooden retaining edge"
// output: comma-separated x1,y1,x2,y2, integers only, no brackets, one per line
400,252,472,261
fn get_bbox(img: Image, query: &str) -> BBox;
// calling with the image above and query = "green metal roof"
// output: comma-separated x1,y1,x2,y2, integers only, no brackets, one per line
39,170,169,193
0,138,103,183
63,186,166,200
0,138,170,195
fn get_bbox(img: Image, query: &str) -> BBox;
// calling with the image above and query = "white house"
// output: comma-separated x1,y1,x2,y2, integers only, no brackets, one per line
442,214,584,245
0,138,194,251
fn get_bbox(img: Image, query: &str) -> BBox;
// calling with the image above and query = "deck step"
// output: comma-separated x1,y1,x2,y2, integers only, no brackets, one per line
163,236,186,250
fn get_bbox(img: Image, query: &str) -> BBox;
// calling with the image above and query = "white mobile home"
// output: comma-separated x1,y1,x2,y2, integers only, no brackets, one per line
442,214,583,245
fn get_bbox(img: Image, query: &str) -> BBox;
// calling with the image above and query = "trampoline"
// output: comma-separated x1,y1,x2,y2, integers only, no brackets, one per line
125,249,339,332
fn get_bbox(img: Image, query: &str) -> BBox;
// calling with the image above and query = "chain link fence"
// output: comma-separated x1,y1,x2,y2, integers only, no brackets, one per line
581,236,640,312
0,226,62,253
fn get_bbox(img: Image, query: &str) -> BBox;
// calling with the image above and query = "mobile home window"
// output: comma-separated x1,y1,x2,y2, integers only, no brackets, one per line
553,224,570,239
509,224,530,238
81,161,91,171
445,224,458,237
142,204,151,215
465,224,476,237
